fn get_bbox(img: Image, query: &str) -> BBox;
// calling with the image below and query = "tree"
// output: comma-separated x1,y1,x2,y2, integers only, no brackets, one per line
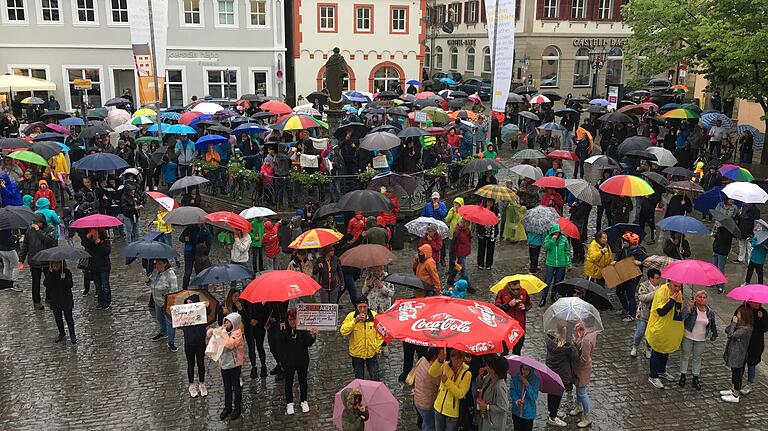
623,0,768,163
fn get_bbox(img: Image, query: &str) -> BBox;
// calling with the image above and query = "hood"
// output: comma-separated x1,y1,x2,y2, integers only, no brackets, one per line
35,197,50,210
548,223,562,235
264,220,273,230
342,388,363,409
453,197,464,206
418,243,433,260
38,179,48,187
354,210,363,218
0,173,12,184
454,279,468,290
224,312,241,332
22,195,33,205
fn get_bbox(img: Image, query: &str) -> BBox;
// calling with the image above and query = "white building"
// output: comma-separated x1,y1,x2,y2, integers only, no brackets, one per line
0,0,287,111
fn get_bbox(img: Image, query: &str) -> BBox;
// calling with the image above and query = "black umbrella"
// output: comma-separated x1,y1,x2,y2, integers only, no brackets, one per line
640,171,669,188
164,206,209,225
0,206,35,230
368,171,418,195
398,127,429,138
313,203,340,221
460,158,505,175
553,278,613,311
168,175,209,192
376,91,399,100
78,124,111,140
40,110,71,120
337,190,393,213
207,124,232,134
371,124,400,134
386,107,409,117
625,149,658,161
413,98,440,109
240,93,266,103
30,141,63,160
121,240,179,259
306,91,328,105
448,99,466,110
605,223,643,243
598,112,634,124
362,107,386,115
587,155,621,171
507,93,525,103
251,111,278,120
663,166,694,178
542,91,562,101
33,245,90,262
711,209,741,237
451,90,469,99
513,85,538,95
518,111,540,121
191,264,253,286
105,97,130,107
584,105,607,114
333,122,369,140
383,273,434,291
617,136,651,157
32,132,66,142
0,138,29,150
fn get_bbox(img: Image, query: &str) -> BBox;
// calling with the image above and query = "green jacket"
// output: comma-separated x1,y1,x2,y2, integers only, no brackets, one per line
543,223,571,268
249,219,265,247
444,197,464,239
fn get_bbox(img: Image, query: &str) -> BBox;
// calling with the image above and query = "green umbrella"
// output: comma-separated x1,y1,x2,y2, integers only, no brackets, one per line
8,150,49,166
129,115,155,126
420,106,450,124
680,103,702,114
87,107,108,119
135,136,161,146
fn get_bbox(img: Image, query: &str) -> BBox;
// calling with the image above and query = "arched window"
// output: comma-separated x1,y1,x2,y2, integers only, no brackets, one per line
573,47,591,87
450,46,459,71
434,46,443,70
483,46,491,73
540,45,560,87
466,47,475,73
605,46,624,85
372,66,401,92
424,46,431,69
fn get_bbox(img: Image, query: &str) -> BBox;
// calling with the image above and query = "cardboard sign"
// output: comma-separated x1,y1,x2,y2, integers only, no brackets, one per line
601,256,642,288
299,153,319,168
414,111,428,123
372,154,389,169
296,303,339,331
171,302,207,328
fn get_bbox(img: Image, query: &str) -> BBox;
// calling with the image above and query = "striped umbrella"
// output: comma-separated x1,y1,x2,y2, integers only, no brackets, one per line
132,108,156,117
289,228,344,249
598,175,655,196
271,113,328,131
661,108,699,119
128,115,155,126
529,94,551,104
475,184,517,201
700,112,733,128
736,125,765,146
719,164,753,182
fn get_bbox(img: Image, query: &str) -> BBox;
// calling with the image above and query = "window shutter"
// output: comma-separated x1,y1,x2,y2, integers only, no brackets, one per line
536,0,545,19
480,0,487,22
464,1,470,22
456,3,463,23
516,0,521,20
560,0,572,19
613,0,624,21
586,0,596,20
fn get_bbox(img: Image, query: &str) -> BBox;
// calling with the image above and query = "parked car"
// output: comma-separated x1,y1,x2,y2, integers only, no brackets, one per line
540,73,558,88
431,72,462,90
458,78,492,100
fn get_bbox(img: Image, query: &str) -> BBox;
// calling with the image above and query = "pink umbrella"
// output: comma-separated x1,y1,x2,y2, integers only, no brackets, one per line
660,259,727,285
146,191,178,211
45,123,69,134
106,108,131,128
69,214,123,229
727,284,768,304
332,379,399,431
506,354,565,395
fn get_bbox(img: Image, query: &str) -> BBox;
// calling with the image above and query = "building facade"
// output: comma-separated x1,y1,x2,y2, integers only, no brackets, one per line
425,0,633,97
289,0,427,101
0,0,287,111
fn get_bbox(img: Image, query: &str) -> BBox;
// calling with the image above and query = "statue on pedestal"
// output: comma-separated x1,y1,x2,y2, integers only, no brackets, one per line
325,47,348,110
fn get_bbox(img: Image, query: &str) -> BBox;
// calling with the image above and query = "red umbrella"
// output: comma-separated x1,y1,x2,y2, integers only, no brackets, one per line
547,150,579,161
374,296,524,354
533,176,566,189
206,211,253,233
241,270,321,303
178,111,203,125
415,91,437,100
69,214,123,229
458,205,499,226
260,100,293,115
557,217,580,239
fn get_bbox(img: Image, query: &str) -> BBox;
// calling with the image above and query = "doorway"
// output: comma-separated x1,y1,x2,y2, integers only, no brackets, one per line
113,69,136,106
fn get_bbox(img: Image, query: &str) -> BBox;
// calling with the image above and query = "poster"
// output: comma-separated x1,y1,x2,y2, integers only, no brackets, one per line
297,303,339,331
372,155,389,169
300,154,319,168
171,302,207,328
127,0,168,105
485,0,516,113
414,111,428,123
607,85,620,111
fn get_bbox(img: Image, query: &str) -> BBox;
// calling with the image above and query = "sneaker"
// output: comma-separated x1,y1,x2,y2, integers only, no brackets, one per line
719,389,734,396
168,344,178,352
11,286,22,292
538,297,547,308
577,414,593,428
547,417,568,427
286,403,295,415
240,377,243,387
250,366,258,378
721,394,740,403
678,374,686,387
557,411,566,419
622,316,635,322
94,305,104,310
103,305,112,310
741,385,752,395
151,333,166,342
659,371,676,382
717,286,724,294
644,350,652,359
630,346,637,357
188,384,199,398
648,377,665,389
230,409,241,420
219,408,232,420
300,401,310,413
568,405,583,416
198,383,208,397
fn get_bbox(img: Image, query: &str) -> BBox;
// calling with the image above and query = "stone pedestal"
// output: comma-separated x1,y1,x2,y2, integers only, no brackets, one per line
325,109,345,139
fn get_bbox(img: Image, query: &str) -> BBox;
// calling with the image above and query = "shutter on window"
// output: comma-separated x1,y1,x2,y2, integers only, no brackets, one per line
560,0,572,19
586,0,596,20
613,0,624,21
456,3,462,23
536,0,545,19
516,0,521,20
464,1,470,22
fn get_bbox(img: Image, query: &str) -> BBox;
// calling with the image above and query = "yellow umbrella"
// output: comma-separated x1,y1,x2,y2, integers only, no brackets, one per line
288,228,343,249
133,108,157,118
490,274,546,294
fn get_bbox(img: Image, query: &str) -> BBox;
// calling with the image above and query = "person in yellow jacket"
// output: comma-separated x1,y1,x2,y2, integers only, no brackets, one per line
584,231,612,285
340,298,382,380
444,197,464,269
428,348,472,429
150,206,178,264
645,280,685,389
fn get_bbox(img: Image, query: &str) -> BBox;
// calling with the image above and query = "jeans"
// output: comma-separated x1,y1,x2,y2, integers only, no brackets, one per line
284,365,308,403
746,262,764,284
742,365,757,384
649,349,669,378
251,246,264,273
342,272,360,305
616,278,638,317
319,287,339,303
52,306,75,338
31,267,43,304
221,366,242,411
154,302,175,345
434,412,458,431
732,366,745,391
680,337,706,376
632,319,648,347
94,271,111,308
267,321,282,366
182,252,194,290
541,266,565,299
121,215,140,243
713,253,727,291
184,343,205,383
351,356,379,381
0,249,19,281
178,164,193,178
447,255,468,286
415,405,435,431
575,386,590,415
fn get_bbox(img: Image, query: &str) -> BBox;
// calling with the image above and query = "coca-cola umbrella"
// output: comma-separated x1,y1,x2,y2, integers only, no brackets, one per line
458,205,500,226
206,211,253,233
240,270,321,303
375,296,524,354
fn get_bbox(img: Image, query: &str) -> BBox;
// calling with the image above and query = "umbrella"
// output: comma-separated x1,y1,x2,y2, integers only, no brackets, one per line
191,102,225,114
694,185,726,214
584,155,621,172
506,355,565,396
710,209,741,237
332,380,399,431
78,124,112,140
564,179,601,205
168,175,209,192
460,158,504,176
339,244,396,269
69,214,123,229
8,150,48,167
719,164,753,182
87,107,109,119
337,190,393,213
239,206,276,219
645,147,677,167
533,176,565,189
501,124,520,143
529,94,551,104
589,98,609,107
727,284,768,304
406,80,421,86
161,111,181,121
553,278,613,311
33,246,90,262
510,164,543,180
32,132,66,142
640,171,669,189
599,175,654,196
271,113,327,131
657,215,709,235
669,180,704,194
547,149,578,161
661,260,726,285
369,172,418,195
194,134,229,151
405,217,449,238
383,273,435,291
206,211,253,233
458,205,499,226
555,108,579,117
512,149,546,160
165,206,208,225
604,223,642,243
241,270,321,302
132,108,156,117
598,112,634,124
0,206,35,230
128,115,154,126
29,142,62,160
121,240,179,259
305,91,329,105
663,166,694,178
72,153,128,171
164,124,197,135
522,205,559,234
289,228,343,249
146,191,178,211
518,111,540,121
642,255,678,271
106,109,131,128
232,123,268,136
490,274,546,294
312,203,340,221
178,111,203,125
557,217,580,239
40,110,70,121
662,108,698,119
737,125,765,147
333,122,369,140
722,182,768,203
21,96,45,105
475,184,517,201
345,91,371,102
164,289,219,325
397,127,429,138
513,85,537,95
618,104,643,115
542,297,604,339
0,138,29,150
539,122,568,133
374,296,524,354
700,112,733,129
507,93,525,103
190,264,253,286
60,117,85,127
420,107,450,124
617,136,651,157
113,123,139,133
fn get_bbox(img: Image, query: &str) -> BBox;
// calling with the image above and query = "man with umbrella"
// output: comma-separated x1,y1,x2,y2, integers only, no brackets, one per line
179,221,212,290
494,279,532,355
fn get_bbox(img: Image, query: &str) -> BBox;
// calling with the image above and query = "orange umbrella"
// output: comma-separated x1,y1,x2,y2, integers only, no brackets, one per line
289,228,344,249
449,110,478,121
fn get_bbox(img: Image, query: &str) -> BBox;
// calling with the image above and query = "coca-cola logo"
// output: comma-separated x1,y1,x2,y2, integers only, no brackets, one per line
410,313,472,340
507,327,522,344
287,284,303,298
467,341,496,353
468,302,501,327
396,300,424,321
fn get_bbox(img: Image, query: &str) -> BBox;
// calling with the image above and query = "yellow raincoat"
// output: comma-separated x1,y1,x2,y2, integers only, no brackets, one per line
340,310,382,359
503,198,527,242
645,283,684,354
584,240,612,279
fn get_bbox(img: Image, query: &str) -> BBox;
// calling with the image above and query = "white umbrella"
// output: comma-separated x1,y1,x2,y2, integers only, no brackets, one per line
113,123,139,133
294,103,321,116
565,179,601,205
405,217,450,238
0,74,56,92
239,206,277,219
543,297,603,342
106,108,131,128
510,164,543,180
645,147,677,167
722,182,768,204
191,102,224,114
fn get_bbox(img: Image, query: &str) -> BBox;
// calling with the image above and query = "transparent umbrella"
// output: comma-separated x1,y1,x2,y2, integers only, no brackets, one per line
543,297,603,342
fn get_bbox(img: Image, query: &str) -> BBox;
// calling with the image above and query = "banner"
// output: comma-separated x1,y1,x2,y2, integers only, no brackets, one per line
171,302,208,328
607,85,620,111
296,303,339,331
485,0,516,112
127,0,168,105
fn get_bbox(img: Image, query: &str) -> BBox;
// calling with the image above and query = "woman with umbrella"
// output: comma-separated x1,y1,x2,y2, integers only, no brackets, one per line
81,228,112,310
569,321,597,428
631,269,663,359
19,213,57,310
663,232,691,260
314,245,344,303
508,362,540,431
475,354,510,431
476,198,500,270
418,225,443,266
494,278,533,355
45,260,76,344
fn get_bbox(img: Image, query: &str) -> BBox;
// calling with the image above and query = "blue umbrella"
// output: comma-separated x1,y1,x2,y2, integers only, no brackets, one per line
60,117,85,127
538,122,567,132
160,111,181,121
121,239,179,259
589,98,609,107
693,185,743,215
194,134,228,151
32,132,66,142
659,103,680,112
72,153,129,171
146,124,158,133
342,105,358,114
233,123,269,135
344,91,370,103
124,231,163,265
166,124,197,135
189,114,214,127
700,112,733,129
737,125,765,146
657,215,709,235
51,141,70,151
439,77,456,85
406,80,421,86
190,263,253,286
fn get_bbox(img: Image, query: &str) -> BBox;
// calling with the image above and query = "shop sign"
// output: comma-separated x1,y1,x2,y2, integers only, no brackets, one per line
447,39,477,47
572,38,626,48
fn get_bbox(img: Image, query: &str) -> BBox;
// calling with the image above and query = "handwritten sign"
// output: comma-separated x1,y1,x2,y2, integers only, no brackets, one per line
297,303,339,331
414,111,428,123
372,154,389,169
171,302,207,328
300,153,319,168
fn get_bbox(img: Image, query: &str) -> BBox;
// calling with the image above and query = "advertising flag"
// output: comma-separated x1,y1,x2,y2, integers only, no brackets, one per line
127,0,168,105
485,0,516,112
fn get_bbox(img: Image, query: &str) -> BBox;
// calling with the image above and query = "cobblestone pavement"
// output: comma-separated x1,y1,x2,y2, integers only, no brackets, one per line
2,170,768,430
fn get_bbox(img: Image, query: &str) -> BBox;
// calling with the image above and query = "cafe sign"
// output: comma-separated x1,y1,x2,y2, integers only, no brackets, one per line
447,39,477,47
572,38,626,48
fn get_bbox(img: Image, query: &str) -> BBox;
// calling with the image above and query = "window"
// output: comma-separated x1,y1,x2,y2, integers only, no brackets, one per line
390,6,407,33
571,0,585,19
483,47,491,73
543,0,558,18
466,47,475,73
434,46,443,70
206,69,238,99
540,46,560,87
6,0,26,21
66,68,102,109
598,0,612,19
424,46,431,69
40,0,60,22
318,4,336,32
435,5,446,24
448,3,461,24
252,71,268,96
182,0,201,25
355,5,372,33
109,0,128,23
247,0,267,26
163,69,184,108
573,47,591,87
372,66,400,92
74,0,96,23
466,1,478,23
216,0,236,26
605,46,624,85
449,47,458,71
12,67,48,98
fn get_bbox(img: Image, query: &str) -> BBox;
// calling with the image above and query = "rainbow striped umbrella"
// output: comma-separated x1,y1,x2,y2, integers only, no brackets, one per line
598,175,655,196
719,164,753,182
271,113,328,131
289,228,344,249
661,108,699,119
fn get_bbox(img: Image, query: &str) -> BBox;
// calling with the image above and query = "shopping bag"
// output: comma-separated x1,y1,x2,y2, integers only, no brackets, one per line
205,329,225,362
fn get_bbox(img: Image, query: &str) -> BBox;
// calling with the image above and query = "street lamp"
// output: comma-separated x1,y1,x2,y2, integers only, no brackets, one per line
588,48,607,99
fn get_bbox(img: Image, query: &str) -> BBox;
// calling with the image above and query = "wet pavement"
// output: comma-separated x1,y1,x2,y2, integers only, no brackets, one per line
2,152,768,430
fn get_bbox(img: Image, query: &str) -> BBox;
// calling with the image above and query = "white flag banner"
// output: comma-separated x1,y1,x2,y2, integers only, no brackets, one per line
127,0,168,105
485,0,516,113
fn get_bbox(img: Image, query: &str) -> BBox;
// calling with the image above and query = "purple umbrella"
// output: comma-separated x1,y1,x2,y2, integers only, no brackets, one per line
506,355,565,395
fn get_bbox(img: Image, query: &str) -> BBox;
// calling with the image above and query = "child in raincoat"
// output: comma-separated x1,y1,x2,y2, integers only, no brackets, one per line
208,312,245,420
33,180,56,210
263,220,281,270
341,388,369,431
443,279,468,299
34,197,61,240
